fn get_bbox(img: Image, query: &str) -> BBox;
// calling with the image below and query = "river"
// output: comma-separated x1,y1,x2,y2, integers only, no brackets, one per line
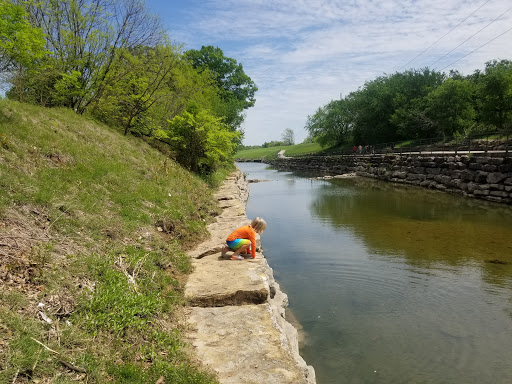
237,162,512,384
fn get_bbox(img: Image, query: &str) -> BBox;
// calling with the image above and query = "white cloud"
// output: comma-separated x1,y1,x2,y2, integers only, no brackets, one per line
149,0,512,145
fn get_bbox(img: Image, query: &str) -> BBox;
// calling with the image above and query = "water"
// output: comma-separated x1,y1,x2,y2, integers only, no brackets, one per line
237,162,512,384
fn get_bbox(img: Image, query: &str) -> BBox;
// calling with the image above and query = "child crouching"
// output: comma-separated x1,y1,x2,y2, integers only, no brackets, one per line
221,217,267,260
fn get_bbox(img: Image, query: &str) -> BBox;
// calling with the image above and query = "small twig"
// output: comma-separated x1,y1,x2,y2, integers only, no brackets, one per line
55,320,61,346
30,337,58,354
59,360,87,373
155,376,165,384
32,349,42,372
46,208,69,233
0,235,55,240
30,337,88,374
11,369,19,384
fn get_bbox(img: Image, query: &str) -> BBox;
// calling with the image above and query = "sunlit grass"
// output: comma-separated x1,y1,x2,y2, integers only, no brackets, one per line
0,99,220,383
235,142,323,160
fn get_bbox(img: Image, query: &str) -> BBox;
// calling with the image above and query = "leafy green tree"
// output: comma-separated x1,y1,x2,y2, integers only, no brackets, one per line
184,45,257,132
423,78,476,137
91,45,179,135
22,0,165,111
0,0,46,100
349,77,397,145
389,69,445,139
160,104,240,174
0,1,46,70
477,60,512,130
306,99,354,147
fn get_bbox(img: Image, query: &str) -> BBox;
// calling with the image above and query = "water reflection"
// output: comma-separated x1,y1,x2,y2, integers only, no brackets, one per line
311,177,512,266
238,163,512,384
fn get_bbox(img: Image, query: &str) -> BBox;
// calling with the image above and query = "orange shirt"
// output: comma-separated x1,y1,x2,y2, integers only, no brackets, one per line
226,225,256,258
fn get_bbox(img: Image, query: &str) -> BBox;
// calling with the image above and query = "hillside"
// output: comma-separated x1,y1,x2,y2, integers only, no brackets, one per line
0,100,220,383
235,142,323,160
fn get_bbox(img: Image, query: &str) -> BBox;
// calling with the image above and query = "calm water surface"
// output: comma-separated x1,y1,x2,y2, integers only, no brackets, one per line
237,162,512,384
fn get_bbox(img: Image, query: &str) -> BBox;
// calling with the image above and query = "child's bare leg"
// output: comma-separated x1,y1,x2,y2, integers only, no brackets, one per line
232,243,250,257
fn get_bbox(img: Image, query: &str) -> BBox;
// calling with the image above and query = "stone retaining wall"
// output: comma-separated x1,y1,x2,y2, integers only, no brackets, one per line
269,154,512,204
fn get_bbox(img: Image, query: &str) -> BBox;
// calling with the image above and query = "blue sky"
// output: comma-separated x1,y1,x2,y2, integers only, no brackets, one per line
145,0,512,145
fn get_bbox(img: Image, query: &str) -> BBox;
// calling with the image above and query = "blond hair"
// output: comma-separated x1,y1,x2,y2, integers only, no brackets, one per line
251,217,267,233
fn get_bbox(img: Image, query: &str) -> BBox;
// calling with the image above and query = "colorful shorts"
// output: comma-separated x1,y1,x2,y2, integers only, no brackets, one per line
226,239,250,250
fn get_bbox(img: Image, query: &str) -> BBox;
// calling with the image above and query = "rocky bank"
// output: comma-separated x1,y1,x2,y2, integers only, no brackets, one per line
184,169,316,384
270,153,512,205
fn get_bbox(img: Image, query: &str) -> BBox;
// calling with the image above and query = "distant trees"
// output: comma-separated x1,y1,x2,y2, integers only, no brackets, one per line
307,62,512,147
477,60,512,131
2,0,257,175
281,128,295,145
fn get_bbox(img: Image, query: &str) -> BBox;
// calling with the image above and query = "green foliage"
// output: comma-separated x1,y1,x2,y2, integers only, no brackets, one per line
91,45,179,136
185,45,257,131
306,98,354,147
262,140,285,147
2,2,257,169
53,70,87,107
0,0,46,71
423,78,476,137
77,247,179,334
307,63,512,147
165,106,240,174
477,60,512,130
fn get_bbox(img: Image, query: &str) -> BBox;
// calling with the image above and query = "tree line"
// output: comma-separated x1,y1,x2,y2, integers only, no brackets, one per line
0,0,257,175
306,61,512,148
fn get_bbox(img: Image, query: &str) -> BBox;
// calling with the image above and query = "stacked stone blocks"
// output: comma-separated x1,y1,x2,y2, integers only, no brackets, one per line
270,154,512,204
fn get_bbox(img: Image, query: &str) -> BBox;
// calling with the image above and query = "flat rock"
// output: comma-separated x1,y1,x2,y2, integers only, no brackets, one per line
185,255,269,307
186,304,313,384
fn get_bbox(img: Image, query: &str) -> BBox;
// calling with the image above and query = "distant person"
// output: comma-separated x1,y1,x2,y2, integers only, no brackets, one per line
358,145,362,154
353,145,357,154
221,217,267,260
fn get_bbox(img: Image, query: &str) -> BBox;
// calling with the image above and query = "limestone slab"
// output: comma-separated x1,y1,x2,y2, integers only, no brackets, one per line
187,304,313,384
185,256,269,307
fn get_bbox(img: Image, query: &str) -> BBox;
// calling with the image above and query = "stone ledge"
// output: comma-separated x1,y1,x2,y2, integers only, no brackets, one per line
184,168,316,384
186,304,314,384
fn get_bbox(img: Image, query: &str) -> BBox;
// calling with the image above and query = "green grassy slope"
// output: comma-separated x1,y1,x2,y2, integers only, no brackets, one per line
235,142,323,160
0,100,219,383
